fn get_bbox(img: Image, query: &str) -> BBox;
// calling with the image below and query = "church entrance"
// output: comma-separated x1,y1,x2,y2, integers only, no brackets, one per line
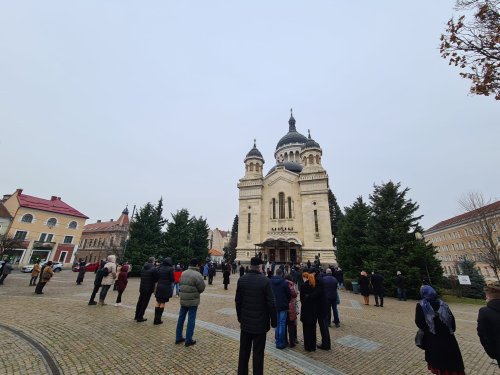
255,239,302,265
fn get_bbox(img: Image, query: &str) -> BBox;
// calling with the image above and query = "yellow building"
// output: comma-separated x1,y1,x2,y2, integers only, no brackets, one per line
424,200,500,281
2,189,88,266
236,112,335,265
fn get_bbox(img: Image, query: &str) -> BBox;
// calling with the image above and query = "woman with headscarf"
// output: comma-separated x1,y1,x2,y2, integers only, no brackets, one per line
299,272,321,352
154,257,174,325
114,264,129,306
358,271,370,305
415,285,465,375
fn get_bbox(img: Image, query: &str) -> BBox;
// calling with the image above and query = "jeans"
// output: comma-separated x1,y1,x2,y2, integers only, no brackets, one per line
275,310,287,348
326,298,340,325
397,288,406,301
99,285,111,301
173,283,180,295
238,331,266,375
176,306,198,343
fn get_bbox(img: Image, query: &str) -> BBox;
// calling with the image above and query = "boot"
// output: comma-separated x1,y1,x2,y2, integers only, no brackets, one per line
154,307,164,325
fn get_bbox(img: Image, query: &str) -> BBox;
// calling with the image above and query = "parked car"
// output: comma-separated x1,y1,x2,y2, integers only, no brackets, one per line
72,262,99,273
21,261,63,273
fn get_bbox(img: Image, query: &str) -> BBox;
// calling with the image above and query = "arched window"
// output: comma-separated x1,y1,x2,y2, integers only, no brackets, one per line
272,198,276,219
21,214,33,223
295,151,299,161
288,197,293,218
315,155,320,164
249,163,254,172
47,218,57,228
255,164,259,172
279,193,285,219
308,155,314,164
68,221,78,229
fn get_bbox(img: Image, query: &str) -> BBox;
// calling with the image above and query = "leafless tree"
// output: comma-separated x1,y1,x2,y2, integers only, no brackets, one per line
440,0,500,100
459,192,500,282
0,236,25,259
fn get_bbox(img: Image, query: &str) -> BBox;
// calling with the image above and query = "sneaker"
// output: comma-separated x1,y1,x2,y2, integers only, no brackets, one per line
175,338,185,344
185,340,197,347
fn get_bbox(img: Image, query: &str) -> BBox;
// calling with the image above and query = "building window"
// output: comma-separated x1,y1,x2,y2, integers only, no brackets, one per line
59,251,67,263
47,218,57,228
21,214,33,223
272,198,276,219
493,223,497,231
68,221,77,229
14,231,27,240
314,210,319,233
38,233,53,243
247,213,251,234
279,193,285,219
288,197,293,219
83,239,87,248
64,236,73,244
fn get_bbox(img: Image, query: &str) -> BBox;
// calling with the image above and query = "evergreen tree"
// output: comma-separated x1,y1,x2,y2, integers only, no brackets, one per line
224,215,238,263
164,209,193,267
458,259,486,299
190,216,210,262
125,199,166,275
366,181,442,298
336,197,371,279
328,189,344,244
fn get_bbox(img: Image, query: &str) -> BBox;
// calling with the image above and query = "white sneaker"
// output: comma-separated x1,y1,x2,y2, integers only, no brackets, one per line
114,303,121,307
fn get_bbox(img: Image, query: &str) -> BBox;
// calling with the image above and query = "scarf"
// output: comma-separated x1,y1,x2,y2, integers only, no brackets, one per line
419,285,453,334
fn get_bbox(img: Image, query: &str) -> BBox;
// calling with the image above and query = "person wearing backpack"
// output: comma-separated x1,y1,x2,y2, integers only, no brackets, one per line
88,259,107,305
98,255,117,306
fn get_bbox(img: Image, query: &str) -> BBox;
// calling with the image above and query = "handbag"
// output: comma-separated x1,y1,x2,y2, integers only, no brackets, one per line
415,329,425,350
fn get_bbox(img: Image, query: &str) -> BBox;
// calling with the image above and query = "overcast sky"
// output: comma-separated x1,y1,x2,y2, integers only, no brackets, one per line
1,1,498,232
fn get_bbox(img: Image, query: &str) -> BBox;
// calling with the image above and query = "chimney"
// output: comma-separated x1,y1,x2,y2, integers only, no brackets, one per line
51,196,57,201
97,220,101,223
110,219,114,222
16,189,23,195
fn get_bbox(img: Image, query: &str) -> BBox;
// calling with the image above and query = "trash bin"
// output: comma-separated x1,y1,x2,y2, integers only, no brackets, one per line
352,281,360,294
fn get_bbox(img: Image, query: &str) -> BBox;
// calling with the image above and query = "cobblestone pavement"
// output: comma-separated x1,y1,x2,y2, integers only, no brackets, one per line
0,271,498,375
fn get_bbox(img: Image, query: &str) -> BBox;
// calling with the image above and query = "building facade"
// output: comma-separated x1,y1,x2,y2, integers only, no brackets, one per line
77,207,130,263
424,200,500,281
208,228,230,252
236,112,335,265
2,189,88,265
0,203,12,238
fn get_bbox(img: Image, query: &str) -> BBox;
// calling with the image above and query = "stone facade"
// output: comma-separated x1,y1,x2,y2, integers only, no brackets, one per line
77,207,130,263
424,200,500,281
236,113,335,265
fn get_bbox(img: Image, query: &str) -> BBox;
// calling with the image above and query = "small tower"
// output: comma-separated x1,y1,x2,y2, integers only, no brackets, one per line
117,206,130,226
300,130,324,172
244,139,265,178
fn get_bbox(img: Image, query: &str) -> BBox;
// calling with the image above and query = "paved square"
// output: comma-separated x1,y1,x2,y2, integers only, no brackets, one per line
0,270,497,374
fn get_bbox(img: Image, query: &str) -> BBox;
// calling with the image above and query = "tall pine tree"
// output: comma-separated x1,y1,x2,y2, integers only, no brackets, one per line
164,209,193,267
336,197,371,279
224,215,238,263
328,189,344,245
190,216,210,262
366,181,442,298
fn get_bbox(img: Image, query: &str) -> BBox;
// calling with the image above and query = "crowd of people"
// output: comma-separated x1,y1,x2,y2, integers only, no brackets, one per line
1,254,498,374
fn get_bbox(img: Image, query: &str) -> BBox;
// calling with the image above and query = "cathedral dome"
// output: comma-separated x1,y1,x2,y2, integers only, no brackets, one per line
301,130,321,150
276,113,308,150
245,140,264,161
266,161,303,175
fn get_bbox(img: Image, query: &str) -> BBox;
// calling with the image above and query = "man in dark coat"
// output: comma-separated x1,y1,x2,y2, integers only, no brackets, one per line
477,281,500,368
239,264,245,277
0,259,13,285
88,260,106,305
208,264,216,285
371,271,384,307
134,257,158,322
270,268,291,349
236,257,277,375
76,259,86,285
223,264,230,290
323,268,340,327
314,268,331,350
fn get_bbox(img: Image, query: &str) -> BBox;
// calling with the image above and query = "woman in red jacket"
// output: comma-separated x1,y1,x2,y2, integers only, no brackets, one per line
173,266,182,297
115,264,129,306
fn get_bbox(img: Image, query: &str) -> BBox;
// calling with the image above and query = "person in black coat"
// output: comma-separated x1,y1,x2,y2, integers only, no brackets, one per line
270,268,291,349
371,271,384,307
300,272,321,352
153,257,174,325
396,271,407,301
223,264,231,290
134,258,159,323
88,260,106,305
314,268,331,350
358,271,370,305
477,281,500,368
236,257,277,375
76,259,86,285
239,264,245,277
415,285,465,375
208,264,216,285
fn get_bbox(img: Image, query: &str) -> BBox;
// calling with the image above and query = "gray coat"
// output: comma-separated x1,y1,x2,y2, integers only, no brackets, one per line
2,262,13,275
179,266,206,307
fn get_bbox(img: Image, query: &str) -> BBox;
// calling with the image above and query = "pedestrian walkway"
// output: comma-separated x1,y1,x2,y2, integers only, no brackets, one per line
0,271,497,374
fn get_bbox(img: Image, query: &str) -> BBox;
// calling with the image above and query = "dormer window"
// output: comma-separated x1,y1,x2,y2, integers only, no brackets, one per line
21,214,33,223
68,221,78,229
47,218,57,228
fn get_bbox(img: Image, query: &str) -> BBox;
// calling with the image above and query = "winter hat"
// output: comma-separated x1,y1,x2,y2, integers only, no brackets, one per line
397,271,401,275
190,258,199,267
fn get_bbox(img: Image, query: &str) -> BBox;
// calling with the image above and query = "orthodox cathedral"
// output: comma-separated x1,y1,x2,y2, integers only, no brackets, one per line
236,112,336,265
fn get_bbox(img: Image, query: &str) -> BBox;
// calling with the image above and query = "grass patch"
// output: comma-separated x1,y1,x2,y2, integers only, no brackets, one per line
442,294,486,306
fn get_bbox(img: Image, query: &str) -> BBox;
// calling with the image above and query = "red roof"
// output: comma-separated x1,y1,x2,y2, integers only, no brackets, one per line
17,193,88,219
426,200,500,233
208,249,224,257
